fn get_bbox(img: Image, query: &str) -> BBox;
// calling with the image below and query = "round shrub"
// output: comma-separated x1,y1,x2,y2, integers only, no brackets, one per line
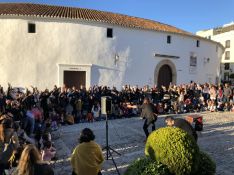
145,127,199,175
194,151,216,175
124,157,172,175
142,160,173,175
124,157,152,175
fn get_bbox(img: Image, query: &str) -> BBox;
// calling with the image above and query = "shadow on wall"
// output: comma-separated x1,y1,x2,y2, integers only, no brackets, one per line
91,65,101,85
91,64,122,87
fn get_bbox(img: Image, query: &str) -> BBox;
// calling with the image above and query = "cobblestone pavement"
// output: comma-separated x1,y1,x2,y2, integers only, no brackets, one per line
51,112,234,175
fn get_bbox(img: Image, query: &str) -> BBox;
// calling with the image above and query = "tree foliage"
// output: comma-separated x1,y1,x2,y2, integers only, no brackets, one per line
145,127,200,175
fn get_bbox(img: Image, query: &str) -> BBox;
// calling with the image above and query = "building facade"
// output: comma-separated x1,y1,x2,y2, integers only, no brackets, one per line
0,3,224,90
197,22,234,83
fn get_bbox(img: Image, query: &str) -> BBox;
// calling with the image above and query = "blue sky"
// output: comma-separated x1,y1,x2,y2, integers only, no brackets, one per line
1,0,234,33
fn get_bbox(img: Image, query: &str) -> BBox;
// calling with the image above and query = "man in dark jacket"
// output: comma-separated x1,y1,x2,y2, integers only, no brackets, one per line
140,97,158,138
165,116,197,142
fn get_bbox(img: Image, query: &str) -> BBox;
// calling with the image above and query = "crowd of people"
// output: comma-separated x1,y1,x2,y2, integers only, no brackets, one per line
0,82,234,175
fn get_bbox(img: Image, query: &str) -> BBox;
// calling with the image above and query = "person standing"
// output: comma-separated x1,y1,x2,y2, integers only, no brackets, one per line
223,83,232,103
23,105,35,137
71,128,104,175
140,97,158,139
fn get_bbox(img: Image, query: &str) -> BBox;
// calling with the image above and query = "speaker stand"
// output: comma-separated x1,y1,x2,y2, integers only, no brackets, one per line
102,114,121,175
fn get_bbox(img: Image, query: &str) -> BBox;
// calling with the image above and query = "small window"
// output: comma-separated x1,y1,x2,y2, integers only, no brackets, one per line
224,63,230,70
196,40,200,47
107,28,113,38
226,40,230,48
224,72,229,81
28,23,36,33
225,51,230,60
167,35,171,44
190,56,197,67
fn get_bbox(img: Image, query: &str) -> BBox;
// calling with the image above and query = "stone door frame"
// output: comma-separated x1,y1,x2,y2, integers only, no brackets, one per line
154,60,177,86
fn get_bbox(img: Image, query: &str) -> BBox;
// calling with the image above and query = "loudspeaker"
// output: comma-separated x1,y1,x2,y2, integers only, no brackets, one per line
101,96,112,115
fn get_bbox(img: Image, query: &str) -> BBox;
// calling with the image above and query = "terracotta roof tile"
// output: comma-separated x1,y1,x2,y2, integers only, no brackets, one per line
0,3,225,50
0,3,192,35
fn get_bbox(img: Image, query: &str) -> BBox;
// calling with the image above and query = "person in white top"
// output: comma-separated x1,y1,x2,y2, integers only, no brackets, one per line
91,103,101,121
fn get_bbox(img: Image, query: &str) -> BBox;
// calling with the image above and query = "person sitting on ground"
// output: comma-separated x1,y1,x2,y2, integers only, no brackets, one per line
71,128,104,175
39,132,52,150
91,103,101,121
49,109,59,131
223,102,231,112
86,112,94,122
0,116,20,175
14,144,54,175
15,121,35,145
209,100,216,112
165,116,198,142
41,141,56,162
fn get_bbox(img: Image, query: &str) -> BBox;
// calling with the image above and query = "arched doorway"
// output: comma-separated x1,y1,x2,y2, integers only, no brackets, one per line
158,65,172,87
154,60,177,88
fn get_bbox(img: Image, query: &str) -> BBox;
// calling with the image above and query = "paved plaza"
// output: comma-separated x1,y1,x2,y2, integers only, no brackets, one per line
52,112,234,175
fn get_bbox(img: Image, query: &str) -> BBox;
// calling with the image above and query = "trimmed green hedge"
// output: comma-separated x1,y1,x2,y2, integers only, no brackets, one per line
124,157,172,175
145,127,200,175
125,127,216,175
124,157,151,175
193,151,216,175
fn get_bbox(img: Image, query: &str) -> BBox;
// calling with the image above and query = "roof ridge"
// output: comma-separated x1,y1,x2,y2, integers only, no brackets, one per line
0,2,217,41
0,3,189,32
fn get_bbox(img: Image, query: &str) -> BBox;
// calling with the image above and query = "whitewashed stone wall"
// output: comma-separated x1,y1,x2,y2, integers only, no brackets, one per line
0,16,223,90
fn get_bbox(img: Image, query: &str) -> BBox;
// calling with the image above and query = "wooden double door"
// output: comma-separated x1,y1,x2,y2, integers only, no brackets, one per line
157,64,172,88
63,71,86,88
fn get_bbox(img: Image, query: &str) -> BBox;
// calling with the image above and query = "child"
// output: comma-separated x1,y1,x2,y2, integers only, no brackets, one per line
86,112,94,122
41,141,56,162
223,102,231,112
39,132,52,150
230,103,234,112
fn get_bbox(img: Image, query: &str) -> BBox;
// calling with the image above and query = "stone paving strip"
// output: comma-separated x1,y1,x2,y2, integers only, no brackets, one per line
51,112,234,175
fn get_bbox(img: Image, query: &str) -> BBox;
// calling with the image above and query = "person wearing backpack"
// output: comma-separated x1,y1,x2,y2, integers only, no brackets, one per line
0,116,19,175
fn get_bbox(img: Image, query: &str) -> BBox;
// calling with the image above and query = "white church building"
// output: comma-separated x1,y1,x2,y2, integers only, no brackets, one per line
0,3,224,90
